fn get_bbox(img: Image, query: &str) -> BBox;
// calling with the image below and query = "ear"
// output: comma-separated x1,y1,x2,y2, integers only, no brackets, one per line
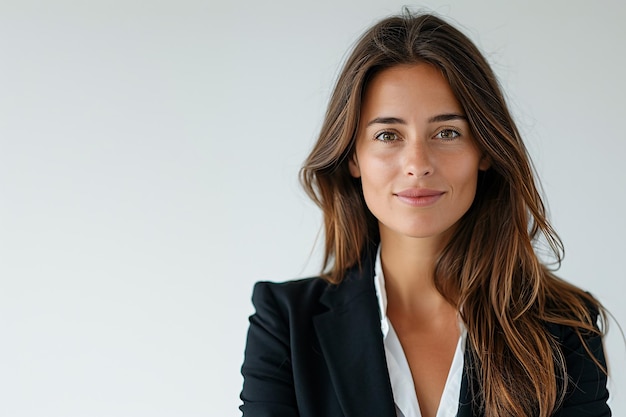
478,154,491,171
348,153,361,178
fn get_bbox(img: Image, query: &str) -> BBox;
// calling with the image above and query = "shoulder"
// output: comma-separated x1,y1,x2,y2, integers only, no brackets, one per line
253,277,331,301
543,293,603,348
543,300,610,414
252,277,331,305
241,278,334,416
250,277,333,322
543,297,605,367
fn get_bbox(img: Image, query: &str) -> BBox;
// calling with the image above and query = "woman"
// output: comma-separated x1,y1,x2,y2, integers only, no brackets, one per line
239,11,610,417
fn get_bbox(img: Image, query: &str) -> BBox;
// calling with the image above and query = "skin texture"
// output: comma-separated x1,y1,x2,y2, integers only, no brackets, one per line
349,63,490,417
349,63,490,245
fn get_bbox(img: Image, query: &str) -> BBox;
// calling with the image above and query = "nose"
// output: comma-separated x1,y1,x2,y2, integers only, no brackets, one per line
403,141,434,177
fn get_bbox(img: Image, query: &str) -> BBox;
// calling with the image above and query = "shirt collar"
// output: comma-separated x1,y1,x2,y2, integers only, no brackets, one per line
372,244,467,338
373,245,390,338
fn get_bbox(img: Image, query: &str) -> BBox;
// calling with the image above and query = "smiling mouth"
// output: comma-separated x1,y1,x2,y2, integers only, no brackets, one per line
394,189,445,207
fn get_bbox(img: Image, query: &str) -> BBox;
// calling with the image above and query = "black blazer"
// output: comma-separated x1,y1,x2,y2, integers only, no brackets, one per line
240,251,610,417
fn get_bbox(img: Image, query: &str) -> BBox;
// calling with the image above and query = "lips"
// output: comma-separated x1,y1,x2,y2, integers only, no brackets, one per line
394,188,445,207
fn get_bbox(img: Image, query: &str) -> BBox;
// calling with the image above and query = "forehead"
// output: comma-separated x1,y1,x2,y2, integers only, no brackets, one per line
360,64,463,117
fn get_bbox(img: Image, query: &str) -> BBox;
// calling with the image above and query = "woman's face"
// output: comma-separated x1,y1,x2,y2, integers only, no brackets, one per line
350,63,489,244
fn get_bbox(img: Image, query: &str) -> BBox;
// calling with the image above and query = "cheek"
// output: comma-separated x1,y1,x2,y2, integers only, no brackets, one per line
359,156,395,187
357,157,395,207
451,159,481,197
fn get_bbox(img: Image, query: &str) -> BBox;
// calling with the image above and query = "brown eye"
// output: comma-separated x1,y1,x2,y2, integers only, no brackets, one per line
375,131,399,142
435,129,460,140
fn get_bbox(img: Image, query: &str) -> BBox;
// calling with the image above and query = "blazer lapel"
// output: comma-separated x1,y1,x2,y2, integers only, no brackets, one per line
312,254,396,417
311,244,483,417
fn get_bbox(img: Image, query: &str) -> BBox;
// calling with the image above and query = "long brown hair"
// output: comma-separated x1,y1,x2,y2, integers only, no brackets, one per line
300,11,606,417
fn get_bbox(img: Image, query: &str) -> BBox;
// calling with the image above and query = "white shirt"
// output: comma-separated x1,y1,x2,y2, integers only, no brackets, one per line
373,246,467,417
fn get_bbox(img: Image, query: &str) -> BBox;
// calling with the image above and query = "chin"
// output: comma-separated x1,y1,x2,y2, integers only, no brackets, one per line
381,220,460,242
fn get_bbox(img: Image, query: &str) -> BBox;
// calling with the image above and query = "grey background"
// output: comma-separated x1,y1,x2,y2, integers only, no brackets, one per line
0,0,624,416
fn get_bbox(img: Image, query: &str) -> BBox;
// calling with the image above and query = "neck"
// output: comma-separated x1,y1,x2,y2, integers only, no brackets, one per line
379,226,454,316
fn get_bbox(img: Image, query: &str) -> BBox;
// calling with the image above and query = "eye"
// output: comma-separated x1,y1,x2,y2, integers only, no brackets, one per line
374,131,399,142
435,129,460,140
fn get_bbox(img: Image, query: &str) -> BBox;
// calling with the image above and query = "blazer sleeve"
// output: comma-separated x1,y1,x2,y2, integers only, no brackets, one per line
552,310,611,417
240,282,299,417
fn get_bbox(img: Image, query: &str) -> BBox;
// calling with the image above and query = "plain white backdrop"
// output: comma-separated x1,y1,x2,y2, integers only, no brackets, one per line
0,0,624,416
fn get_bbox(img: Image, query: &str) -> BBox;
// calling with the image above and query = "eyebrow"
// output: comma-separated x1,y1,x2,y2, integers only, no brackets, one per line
366,113,467,126
428,113,467,123
366,117,406,126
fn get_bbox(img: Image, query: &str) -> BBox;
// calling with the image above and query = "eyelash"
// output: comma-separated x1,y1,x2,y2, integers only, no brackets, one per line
374,131,400,142
435,128,461,140
373,128,461,142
